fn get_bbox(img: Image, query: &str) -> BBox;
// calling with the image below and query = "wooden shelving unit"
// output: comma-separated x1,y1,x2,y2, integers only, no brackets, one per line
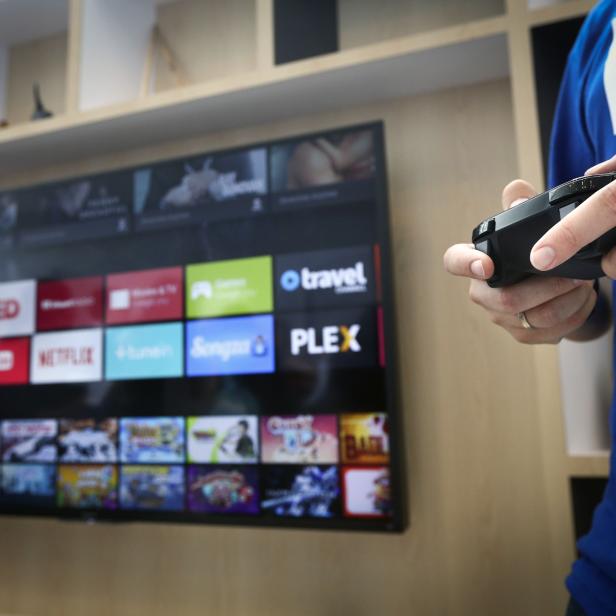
0,1,610,615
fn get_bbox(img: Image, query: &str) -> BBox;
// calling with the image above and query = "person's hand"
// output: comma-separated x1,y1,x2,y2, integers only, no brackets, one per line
443,180,597,344
529,155,616,279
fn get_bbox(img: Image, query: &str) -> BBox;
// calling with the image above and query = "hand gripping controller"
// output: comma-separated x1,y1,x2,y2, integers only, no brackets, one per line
472,172,616,288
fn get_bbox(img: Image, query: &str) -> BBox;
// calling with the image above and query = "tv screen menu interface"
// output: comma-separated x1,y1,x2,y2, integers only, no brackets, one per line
0,122,404,531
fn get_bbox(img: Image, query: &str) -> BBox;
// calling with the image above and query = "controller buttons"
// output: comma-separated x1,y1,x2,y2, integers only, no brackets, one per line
473,218,495,240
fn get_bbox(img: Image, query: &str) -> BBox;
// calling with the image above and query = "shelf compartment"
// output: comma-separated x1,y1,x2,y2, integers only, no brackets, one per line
0,0,69,128
78,0,258,112
0,18,508,179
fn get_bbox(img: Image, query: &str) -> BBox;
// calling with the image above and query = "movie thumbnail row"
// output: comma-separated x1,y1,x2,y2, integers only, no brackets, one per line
0,414,390,466
0,126,377,249
0,463,390,519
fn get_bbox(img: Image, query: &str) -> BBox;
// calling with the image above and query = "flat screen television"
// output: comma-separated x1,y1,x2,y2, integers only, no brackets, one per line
0,122,405,531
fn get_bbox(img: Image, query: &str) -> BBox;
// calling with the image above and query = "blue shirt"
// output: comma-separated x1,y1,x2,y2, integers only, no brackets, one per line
550,2,616,613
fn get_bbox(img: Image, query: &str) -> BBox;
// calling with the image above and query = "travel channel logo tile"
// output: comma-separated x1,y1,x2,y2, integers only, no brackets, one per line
186,315,274,377
37,276,103,331
106,267,183,325
30,328,103,384
275,246,375,311
185,255,273,319
276,307,378,371
105,322,183,380
0,279,36,338
0,337,30,385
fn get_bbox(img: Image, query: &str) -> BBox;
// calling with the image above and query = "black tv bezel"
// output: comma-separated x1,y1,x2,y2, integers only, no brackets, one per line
0,121,408,533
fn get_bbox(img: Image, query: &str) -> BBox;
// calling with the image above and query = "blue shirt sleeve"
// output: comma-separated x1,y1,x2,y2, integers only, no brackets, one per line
548,2,610,187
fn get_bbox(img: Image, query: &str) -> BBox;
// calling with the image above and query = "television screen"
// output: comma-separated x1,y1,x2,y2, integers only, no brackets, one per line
0,122,405,531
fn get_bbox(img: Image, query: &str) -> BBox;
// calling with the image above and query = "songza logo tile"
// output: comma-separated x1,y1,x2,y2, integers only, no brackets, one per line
0,338,30,385
276,308,378,371
31,329,103,384
105,322,183,380
0,280,36,338
185,256,273,318
186,315,274,376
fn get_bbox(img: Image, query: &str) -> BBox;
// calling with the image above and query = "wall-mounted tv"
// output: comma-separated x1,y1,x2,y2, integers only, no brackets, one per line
0,122,405,531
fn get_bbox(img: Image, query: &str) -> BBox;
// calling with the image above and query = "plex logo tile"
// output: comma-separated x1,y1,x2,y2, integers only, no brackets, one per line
276,308,378,371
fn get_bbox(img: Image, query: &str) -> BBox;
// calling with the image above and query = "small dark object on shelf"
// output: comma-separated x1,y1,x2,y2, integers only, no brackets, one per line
31,83,53,121
0,119,8,129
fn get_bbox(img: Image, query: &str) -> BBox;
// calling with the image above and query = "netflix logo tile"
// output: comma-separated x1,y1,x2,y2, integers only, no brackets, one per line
106,267,183,325
0,280,36,338
31,329,103,384
0,338,30,385
37,276,103,331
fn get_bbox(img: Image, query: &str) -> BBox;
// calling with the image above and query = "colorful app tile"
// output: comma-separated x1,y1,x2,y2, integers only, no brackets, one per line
30,328,103,384
0,337,30,385
36,276,103,331
187,465,259,515
0,279,36,338
340,413,390,464
185,256,273,318
119,417,185,464
275,246,375,311
106,267,183,325
1,419,57,462
58,418,118,463
186,315,274,377
260,415,338,464
187,416,258,464
120,465,185,511
342,467,391,518
261,465,340,518
276,307,378,372
1,464,56,506
105,322,183,380
57,464,118,509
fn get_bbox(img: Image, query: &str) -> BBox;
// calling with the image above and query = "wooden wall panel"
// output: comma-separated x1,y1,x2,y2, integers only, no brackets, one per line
154,0,257,93
6,34,67,127
0,78,571,616
338,0,505,50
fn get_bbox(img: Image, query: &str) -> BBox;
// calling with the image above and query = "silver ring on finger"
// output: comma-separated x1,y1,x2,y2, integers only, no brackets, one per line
517,311,535,330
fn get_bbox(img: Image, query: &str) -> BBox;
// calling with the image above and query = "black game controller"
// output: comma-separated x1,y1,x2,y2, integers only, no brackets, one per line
472,172,616,288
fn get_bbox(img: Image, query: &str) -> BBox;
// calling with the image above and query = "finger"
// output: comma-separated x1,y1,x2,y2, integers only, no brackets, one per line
508,288,597,345
502,179,538,211
602,245,616,279
522,284,594,329
586,154,616,175
468,276,586,315
444,243,494,279
530,179,616,271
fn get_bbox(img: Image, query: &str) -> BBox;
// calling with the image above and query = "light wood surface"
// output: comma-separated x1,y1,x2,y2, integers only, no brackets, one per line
568,453,611,478
5,32,67,127
0,79,571,616
154,0,257,93
338,0,504,49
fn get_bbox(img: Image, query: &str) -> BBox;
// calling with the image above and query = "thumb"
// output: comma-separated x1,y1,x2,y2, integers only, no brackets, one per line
501,179,538,211
585,154,616,175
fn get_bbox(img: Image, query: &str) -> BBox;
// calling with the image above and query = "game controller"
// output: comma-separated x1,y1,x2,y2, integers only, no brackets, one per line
472,172,616,288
